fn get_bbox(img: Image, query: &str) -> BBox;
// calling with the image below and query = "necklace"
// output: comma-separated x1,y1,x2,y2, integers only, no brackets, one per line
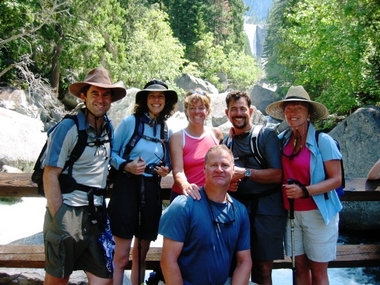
283,129,308,160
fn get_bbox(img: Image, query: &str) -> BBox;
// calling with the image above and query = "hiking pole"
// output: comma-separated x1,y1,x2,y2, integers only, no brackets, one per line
287,179,296,285
138,172,146,285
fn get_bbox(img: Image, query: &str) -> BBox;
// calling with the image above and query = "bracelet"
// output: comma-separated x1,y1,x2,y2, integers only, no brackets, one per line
301,185,310,198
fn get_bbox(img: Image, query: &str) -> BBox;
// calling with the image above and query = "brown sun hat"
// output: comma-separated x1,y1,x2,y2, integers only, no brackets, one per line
69,67,126,102
265,86,329,122
135,79,178,104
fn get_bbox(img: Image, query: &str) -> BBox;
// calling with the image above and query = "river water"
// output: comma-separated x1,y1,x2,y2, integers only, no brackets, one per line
1,197,379,285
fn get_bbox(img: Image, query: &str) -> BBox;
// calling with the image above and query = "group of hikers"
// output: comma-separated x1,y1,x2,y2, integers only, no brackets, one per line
41,67,346,285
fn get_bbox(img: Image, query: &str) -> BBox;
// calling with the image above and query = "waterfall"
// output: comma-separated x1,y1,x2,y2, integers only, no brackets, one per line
244,23,267,59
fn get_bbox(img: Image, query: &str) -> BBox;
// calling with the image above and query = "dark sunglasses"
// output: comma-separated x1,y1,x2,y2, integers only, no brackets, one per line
188,89,206,96
207,198,236,226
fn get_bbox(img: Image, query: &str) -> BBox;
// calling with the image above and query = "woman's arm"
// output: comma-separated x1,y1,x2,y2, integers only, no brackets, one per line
169,131,201,200
367,159,380,180
284,159,341,199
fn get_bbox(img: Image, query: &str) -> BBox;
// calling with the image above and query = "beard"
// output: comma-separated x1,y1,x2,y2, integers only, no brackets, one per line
231,116,249,130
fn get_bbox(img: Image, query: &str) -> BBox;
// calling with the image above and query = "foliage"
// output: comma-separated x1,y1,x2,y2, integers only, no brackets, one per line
0,0,262,97
121,6,186,87
264,0,380,115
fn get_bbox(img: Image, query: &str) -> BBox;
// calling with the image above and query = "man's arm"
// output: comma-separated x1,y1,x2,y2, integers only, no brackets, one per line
43,165,63,217
233,166,282,184
230,249,252,285
160,237,184,285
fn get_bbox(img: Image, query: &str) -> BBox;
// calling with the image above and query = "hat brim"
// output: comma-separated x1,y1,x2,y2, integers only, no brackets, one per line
135,89,178,104
69,82,126,102
266,98,329,122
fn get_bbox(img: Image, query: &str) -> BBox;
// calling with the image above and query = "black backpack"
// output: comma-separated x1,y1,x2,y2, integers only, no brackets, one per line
123,114,168,162
315,131,345,198
107,114,169,182
31,113,112,196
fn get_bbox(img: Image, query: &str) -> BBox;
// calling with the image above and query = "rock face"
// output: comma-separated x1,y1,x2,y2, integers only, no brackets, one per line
0,107,46,172
329,106,380,178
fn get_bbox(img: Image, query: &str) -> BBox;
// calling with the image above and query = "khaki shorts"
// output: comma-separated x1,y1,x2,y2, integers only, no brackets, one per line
43,203,111,279
285,209,339,262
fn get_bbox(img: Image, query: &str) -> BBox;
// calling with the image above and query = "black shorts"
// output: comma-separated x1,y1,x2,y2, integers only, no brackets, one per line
108,173,162,241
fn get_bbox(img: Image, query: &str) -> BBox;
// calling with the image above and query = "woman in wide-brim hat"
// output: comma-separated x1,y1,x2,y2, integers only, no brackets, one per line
266,86,343,284
107,79,177,285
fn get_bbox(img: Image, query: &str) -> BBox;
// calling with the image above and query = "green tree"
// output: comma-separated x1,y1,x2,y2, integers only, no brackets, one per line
121,5,186,87
264,0,380,114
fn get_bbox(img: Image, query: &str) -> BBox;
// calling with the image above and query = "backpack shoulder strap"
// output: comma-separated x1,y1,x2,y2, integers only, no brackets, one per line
250,125,265,166
161,121,168,142
63,114,87,174
122,114,142,161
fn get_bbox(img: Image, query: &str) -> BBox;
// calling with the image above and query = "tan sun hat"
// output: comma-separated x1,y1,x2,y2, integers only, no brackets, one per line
265,86,329,122
69,67,126,102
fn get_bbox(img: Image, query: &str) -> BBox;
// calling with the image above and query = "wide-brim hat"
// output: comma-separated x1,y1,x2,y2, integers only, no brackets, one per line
69,67,126,102
265,86,329,122
135,81,178,104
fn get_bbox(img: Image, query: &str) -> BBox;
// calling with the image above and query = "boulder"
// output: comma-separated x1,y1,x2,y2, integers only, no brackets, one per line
250,83,279,114
329,105,380,178
0,108,46,172
175,74,219,95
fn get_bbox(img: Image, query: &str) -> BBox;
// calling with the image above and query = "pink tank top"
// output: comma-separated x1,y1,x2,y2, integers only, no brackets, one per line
282,143,317,211
172,128,219,194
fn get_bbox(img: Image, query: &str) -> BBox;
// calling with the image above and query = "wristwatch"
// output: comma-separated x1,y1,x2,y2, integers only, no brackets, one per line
243,168,251,181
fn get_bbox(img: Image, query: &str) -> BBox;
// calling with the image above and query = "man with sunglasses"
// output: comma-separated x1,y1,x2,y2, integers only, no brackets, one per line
224,90,286,285
159,145,253,285
42,67,126,285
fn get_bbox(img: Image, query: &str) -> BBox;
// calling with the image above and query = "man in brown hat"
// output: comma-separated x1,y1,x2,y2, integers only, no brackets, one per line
43,67,126,285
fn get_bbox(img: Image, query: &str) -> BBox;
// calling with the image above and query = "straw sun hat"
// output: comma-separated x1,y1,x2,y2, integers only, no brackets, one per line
69,67,126,102
265,86,329,122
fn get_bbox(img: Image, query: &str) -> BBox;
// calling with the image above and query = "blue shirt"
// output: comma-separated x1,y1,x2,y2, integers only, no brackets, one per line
158,189,250,285
111,114,172,174
43,109,112,206
279,124,343,224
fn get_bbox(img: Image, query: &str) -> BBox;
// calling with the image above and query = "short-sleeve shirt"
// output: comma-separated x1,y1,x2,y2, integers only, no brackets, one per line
158,188,250,285
111,114,172,173
229,126,284,216
43,109,111,207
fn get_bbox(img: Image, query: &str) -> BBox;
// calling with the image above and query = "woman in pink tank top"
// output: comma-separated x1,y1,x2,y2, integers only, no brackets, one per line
170,89,223,202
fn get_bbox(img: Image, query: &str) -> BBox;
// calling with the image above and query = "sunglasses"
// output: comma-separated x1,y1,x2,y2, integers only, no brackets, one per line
188,89,206,96
207,197,236,226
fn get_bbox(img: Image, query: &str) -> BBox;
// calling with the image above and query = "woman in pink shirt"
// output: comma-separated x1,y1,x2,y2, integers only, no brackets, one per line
170,89,224,201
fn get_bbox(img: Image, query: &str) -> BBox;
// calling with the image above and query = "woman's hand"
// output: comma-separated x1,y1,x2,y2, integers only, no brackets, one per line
283,183,306,199
155,165,170,177
182,183,201,200
124,156,146,175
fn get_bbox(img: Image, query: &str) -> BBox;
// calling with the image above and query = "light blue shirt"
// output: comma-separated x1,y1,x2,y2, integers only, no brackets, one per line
279,124,343,224
44,109,112,206
111,114,172,174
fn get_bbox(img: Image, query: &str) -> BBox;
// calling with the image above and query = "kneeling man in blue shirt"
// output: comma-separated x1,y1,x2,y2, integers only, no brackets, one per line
159,145,253,285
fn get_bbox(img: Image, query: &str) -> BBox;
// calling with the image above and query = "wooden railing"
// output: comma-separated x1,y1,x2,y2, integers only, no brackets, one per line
0,173,379,269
